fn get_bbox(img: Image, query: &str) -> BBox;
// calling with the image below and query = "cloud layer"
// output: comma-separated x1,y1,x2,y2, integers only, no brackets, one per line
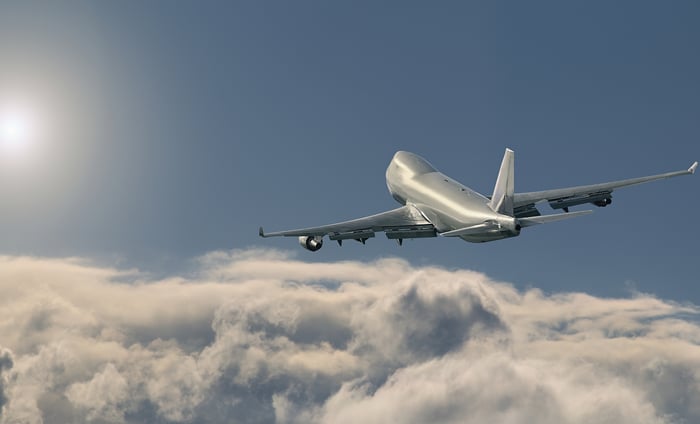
0,249,698,424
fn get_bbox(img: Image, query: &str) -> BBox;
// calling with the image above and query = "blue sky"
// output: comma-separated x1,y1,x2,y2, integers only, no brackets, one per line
0,1,698,301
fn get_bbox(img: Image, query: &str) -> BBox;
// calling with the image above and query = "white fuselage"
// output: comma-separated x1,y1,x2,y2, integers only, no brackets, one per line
385,151,519,242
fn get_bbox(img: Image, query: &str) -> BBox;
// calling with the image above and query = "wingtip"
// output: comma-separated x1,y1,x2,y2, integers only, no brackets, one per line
258,226,265,238
689,161,698,174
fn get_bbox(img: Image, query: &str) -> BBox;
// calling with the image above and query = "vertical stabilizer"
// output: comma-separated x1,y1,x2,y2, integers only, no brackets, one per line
488,148,515,216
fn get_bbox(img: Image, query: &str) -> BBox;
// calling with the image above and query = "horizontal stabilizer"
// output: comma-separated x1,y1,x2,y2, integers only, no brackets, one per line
439,223,497,237
518,210,593,228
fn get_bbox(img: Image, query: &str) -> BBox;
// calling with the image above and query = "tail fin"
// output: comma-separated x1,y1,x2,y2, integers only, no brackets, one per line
488,148,515,216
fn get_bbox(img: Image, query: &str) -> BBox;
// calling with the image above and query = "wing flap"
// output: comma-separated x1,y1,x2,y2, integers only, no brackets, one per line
385,225,438,239
328,229,376,241
513,203,541,218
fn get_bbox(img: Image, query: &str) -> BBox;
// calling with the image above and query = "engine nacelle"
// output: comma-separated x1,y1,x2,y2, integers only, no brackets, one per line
592,198,612,207
549,191,612,210
298,236,323,252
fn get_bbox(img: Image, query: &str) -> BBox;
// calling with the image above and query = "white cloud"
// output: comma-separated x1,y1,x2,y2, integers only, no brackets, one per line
0,349,12,417
0,250,698,424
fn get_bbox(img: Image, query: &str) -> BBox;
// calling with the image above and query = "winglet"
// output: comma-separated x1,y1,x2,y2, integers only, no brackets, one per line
259,226,266,238
689,161,698,174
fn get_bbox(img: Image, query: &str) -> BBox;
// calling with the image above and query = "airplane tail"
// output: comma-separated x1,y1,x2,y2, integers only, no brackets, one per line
488,148,515,216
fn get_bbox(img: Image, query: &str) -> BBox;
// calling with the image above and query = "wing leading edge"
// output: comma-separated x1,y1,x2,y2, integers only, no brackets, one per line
513,161,698,215
259,204,436,242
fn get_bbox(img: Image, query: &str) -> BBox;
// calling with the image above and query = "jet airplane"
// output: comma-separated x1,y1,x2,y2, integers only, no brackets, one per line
260,149,697,251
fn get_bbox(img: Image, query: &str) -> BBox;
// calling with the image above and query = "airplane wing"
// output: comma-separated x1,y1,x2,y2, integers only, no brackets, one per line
513,161,698,217
259,204,436,242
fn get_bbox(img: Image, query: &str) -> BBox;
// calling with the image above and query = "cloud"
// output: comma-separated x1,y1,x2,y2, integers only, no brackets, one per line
0,250,698,424
0,348,12,417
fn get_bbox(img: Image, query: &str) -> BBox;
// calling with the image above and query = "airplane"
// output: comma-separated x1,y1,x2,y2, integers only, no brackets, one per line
259,149,697,251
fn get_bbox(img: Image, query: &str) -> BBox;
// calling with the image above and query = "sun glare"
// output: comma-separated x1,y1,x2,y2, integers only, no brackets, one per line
0,104,38,155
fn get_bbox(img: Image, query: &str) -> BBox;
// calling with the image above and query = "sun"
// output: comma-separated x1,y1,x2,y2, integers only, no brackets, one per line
0,104,37,155
1,111,31,144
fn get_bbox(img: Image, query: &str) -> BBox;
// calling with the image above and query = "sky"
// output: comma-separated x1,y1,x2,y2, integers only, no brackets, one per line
0,2,699,423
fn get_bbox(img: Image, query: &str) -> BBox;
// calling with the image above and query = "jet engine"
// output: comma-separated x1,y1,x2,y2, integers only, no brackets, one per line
592,198,612,207
549,191,613,210
298,236,323,251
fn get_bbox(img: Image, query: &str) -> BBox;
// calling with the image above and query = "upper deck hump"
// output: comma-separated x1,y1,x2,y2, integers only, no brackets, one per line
390,151,438,176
